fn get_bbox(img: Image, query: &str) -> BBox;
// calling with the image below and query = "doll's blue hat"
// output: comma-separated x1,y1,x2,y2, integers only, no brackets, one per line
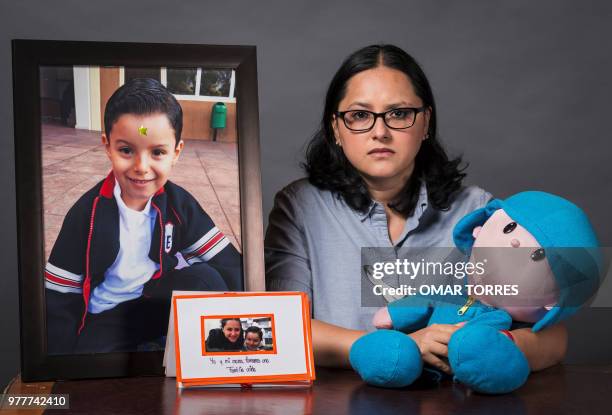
453,191,602,332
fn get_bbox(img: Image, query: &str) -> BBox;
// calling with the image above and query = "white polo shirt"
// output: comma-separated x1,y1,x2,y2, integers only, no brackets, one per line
88,180,159,314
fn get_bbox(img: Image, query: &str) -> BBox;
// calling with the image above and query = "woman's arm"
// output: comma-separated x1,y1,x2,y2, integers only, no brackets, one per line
312,319,366,368
511,323,567,371
265,187,314,298
312,318,463,372
312,319,567,373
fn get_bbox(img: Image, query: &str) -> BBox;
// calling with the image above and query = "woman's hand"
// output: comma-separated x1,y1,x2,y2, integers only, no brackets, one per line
408,322,465,374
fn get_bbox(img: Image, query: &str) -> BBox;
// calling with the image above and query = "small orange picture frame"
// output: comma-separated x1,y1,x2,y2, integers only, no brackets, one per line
173,292,315,387
201,314,278,356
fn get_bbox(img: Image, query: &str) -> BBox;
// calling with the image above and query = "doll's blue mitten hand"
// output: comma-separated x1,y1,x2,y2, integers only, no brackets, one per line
349,330,423,388
387,295,434,333
448,324,529,394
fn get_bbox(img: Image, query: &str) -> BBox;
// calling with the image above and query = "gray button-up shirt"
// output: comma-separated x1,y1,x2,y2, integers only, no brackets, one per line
265,179,492,331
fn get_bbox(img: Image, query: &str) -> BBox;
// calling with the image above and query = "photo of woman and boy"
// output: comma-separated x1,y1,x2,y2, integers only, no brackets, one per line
203,316,274,353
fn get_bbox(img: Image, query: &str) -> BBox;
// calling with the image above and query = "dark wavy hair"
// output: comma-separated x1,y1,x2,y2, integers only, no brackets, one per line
304,44,465,216
220,318,242,329
104,78,183,146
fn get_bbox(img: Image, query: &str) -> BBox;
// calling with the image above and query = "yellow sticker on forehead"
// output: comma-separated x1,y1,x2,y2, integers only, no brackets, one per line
138,125,148,136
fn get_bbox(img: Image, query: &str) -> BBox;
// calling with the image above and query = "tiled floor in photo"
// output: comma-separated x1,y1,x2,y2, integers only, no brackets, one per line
42,124,241,260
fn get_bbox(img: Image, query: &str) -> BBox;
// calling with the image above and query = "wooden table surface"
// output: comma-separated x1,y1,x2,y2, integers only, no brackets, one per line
5,364,612,414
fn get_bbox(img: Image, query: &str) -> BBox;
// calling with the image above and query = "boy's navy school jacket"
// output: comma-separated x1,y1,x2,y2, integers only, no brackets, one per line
44,172,243,353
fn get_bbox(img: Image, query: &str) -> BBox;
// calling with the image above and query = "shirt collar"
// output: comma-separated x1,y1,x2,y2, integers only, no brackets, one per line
357,180,429,221
113,179,156,217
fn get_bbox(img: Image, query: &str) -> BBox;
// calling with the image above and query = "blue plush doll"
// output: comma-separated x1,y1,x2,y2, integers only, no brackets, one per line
349,191,602,394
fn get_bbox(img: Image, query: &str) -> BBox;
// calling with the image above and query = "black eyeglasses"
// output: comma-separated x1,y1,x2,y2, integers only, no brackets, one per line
335,107,427,132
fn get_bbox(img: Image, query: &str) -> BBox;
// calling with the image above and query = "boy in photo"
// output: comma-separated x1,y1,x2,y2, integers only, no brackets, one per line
44,78,242,354
243,326,264,351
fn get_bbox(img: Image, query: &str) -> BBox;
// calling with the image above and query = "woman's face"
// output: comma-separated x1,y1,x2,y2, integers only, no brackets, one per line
222,320,241,343
332,66,430,189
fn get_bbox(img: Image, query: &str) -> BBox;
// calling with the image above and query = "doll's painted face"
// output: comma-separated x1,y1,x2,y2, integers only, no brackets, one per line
469,209,559,322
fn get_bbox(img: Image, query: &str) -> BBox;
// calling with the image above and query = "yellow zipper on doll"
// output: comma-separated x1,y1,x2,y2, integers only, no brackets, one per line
457,296,475,316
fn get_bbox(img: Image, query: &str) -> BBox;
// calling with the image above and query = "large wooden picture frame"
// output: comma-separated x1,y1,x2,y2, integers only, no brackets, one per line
12,39,264,381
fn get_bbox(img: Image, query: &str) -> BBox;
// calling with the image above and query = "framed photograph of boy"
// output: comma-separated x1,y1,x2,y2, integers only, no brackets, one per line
12,39,264,381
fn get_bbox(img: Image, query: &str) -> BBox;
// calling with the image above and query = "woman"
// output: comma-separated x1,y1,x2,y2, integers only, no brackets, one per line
205,318,244,352
265,44,567,373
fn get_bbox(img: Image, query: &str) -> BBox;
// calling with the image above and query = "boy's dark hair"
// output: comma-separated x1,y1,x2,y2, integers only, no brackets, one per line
245,326,263,341
304,44,466,216
104,78,183,145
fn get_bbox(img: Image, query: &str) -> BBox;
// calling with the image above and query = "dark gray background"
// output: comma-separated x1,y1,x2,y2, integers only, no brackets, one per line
1,0,610,388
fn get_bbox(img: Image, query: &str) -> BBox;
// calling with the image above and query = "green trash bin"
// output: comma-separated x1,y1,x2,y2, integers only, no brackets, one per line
211,102,227,141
